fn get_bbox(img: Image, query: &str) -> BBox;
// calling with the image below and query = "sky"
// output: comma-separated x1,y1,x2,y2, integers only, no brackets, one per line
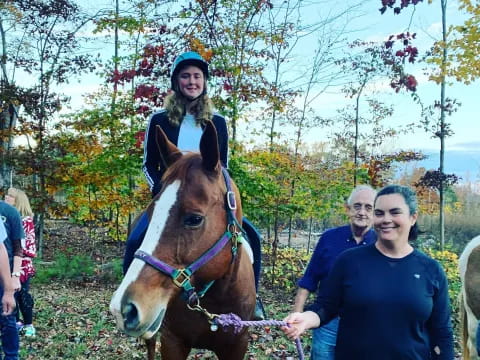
292,0,479,152
281,0,480,181
40,0,480,179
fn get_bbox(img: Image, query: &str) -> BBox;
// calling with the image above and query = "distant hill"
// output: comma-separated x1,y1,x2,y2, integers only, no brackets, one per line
395,149,480,183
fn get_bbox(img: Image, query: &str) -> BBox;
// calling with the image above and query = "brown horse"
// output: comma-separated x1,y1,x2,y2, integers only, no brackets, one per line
110,121,256,359
459,235,480,360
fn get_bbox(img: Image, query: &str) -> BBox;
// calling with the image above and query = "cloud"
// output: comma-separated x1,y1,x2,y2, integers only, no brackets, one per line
448,141,480,151
426,22,442,36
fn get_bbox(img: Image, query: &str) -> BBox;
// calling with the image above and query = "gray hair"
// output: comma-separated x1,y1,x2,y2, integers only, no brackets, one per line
346,184,376,205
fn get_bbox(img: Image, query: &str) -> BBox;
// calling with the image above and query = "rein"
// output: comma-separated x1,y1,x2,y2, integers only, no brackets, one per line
134,167,243,312
133,168,305,358
213,313,305,360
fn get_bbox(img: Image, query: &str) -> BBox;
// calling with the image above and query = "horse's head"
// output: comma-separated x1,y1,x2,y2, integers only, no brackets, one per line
110,121,243,339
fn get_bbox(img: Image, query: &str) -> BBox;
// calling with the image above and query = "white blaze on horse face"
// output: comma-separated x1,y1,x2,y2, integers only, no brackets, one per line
110,180,181,329
139,180,181,254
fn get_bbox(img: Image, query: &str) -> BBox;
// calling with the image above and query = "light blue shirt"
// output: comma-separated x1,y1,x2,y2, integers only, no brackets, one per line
177,114,202,153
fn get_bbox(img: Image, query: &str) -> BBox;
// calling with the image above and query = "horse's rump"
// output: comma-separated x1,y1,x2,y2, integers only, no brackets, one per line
459,235,480,360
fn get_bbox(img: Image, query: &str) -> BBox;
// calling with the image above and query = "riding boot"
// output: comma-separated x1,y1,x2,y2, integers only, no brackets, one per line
253,296,266,321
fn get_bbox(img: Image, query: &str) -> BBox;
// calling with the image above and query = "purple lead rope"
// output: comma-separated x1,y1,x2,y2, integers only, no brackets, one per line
214,313,305,360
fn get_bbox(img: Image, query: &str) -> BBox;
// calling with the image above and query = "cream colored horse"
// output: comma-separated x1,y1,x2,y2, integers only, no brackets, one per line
459,235,480,360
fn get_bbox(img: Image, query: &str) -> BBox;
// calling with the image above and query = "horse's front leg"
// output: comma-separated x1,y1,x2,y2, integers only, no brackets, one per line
214,333,249,360
145,335,157,360
160,333,191,360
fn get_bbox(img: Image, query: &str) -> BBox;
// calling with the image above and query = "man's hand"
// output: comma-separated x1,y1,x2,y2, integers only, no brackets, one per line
2,289,16,316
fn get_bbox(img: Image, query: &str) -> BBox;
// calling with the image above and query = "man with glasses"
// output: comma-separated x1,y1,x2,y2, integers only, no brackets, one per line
293,185,377,360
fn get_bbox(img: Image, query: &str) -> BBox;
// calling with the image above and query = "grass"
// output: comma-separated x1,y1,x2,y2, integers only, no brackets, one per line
18,280,307,359
24,220,463,359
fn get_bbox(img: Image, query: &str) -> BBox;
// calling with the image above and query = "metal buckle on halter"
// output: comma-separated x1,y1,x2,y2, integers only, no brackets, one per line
227,191,236,210
172,268,192,288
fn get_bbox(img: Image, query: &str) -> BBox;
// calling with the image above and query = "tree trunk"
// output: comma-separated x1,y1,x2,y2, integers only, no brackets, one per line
287,216,292,247
307,216,313,254
0,105,18,189
37,213,45,259
270,207,279,286
439,0,447,250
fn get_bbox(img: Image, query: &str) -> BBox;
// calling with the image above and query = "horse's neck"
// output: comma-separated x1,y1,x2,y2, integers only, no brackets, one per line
211,247,251,293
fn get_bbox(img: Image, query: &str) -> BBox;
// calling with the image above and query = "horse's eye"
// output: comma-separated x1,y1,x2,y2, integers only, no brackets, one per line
183,214,204,228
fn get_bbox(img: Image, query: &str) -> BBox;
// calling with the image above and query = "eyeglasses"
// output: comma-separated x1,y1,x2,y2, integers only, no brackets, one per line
352,203,373,213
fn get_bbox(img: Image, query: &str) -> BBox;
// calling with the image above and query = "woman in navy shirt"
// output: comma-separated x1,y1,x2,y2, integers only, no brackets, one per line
282,185,454,360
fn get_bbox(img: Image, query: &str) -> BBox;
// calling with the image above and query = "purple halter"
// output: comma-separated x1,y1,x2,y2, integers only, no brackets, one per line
134,167,241,305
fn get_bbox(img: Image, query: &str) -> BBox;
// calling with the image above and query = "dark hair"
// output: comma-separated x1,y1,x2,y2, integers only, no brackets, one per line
375,184,420,241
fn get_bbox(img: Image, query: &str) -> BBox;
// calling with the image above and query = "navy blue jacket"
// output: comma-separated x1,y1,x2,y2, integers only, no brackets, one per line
142,110,228,196
298,225,376,297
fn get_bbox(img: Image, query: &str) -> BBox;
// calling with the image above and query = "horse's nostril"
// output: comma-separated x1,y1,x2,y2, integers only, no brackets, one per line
123,302,140,331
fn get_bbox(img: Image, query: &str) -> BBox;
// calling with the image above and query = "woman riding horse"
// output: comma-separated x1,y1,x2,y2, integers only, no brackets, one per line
122,50,264,320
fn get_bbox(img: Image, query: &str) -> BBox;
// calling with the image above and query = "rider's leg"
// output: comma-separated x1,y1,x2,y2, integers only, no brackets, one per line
242,217,265,320
123,211,150,274
242,217,262,290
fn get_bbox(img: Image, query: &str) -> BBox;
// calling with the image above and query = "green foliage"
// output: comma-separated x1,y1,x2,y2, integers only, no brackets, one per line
421,248,461,334
230,148,299,225
425,248,461,300
34,254,95,283
52,93,149,240
22,281,307,359
19,284,146,359
262,245,311,291
230,147,361,233
426,0,480,85
419,213,480,253
96,258,124,284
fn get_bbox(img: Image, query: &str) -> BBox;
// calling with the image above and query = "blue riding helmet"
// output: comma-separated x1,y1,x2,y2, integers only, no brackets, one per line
170,51,209,90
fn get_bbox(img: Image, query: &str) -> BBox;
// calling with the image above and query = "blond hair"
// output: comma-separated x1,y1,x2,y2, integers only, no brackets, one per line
7,187,34,217
164,92,213,127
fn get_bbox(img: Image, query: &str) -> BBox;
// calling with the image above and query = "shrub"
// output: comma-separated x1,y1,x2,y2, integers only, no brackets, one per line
96,258,124,283
419,214,480,253
262,245,310,291
422,247,461,340
34,253,95,284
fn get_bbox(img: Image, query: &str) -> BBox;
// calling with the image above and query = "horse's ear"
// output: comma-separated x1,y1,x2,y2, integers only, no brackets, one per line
200,121,220,172
156,125,182,168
